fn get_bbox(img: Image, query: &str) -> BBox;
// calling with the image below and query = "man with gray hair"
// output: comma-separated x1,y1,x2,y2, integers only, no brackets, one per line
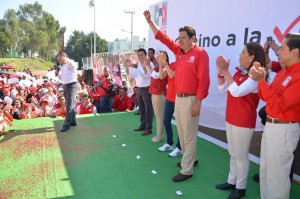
56,51,77,132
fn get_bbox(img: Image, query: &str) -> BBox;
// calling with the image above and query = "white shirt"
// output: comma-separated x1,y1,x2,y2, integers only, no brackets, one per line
129,62,154,87
151,70,160,79
58,59,77,84
218,77,258,97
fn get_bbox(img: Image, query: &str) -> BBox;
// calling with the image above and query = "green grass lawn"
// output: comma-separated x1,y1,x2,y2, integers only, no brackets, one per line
0,112,299,199
0,58,53,72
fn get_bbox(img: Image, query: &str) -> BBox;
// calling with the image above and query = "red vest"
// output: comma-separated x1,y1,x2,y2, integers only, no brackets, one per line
53,103,67,117
79,103,95,114
149,67,167,95
226,67,259,128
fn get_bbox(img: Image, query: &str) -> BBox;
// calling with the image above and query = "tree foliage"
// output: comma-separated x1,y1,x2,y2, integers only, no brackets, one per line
65,31,108,67
0,1,65,60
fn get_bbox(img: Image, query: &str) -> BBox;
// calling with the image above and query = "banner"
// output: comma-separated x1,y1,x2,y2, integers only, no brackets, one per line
148,0,300,130
92,52,139,91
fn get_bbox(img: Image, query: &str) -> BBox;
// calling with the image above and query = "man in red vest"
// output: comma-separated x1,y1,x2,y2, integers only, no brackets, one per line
77,94,96,114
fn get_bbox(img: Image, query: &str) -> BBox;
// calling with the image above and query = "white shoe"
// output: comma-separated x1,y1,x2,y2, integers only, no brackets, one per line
158,143,174,152
169,147,181,157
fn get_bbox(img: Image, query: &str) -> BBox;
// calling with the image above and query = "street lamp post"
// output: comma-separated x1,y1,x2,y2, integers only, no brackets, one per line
89,0,96,55
90,36,93,68
125,10,135,50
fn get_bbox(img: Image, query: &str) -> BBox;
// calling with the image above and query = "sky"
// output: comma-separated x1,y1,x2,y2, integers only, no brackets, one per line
0,0,160,43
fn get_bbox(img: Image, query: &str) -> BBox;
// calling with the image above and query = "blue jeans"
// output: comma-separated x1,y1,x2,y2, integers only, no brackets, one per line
100,96,113,112
63,82,77,128
163,99,181,149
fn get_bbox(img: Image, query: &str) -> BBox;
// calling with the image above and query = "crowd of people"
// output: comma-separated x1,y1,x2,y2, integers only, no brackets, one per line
0,9,299,199
0,54,138,134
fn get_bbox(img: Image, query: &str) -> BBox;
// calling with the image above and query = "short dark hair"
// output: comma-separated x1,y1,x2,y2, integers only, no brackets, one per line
137,48,147,55
56,51,68,58
120,87,127,92
179,26,196,39
285,33,300,55
148,48,155,54
82,94,90,99
245,42,266,68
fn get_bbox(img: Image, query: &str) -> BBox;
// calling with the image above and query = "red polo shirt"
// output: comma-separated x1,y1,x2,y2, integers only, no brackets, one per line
166,62,176,102
271,61,282,73
112,95,132,111
99,76,111,97
78,103,95,114
52,103,67,117
89,87,101,103
258,62,300,122
130,94,137,107
155,30,210,100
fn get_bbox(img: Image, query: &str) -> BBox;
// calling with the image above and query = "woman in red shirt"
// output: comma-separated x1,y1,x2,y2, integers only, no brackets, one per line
215,43,267,199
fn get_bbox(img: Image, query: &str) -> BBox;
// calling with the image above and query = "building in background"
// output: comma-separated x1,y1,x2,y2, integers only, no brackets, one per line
108,36,148,52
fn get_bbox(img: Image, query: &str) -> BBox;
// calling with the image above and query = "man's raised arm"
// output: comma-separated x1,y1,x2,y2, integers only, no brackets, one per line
143,10,159,35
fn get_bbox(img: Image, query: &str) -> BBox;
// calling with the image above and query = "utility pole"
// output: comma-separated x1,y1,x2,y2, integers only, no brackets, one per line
125,10,135,50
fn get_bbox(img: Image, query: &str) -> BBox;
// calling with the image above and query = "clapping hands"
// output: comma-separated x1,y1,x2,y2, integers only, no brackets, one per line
249,61,267,82
216,55,230,75
157,51,167,67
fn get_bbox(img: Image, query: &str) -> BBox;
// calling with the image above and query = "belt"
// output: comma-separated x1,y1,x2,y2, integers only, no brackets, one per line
266,116,296,124
176,93,196,97
64,82,77,86
138,86,149,89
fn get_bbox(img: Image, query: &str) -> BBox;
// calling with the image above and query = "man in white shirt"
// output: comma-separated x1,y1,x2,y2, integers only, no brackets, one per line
129,48,154,136
56,52,77,132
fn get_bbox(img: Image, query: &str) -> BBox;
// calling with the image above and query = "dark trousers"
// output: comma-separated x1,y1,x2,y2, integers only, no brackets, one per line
137,87,153,131
100,96,113,112
93,101,101,113
63,82,77,128
164,99,181,149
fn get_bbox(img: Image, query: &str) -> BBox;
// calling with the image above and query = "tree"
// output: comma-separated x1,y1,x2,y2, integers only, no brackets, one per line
0,1,65,60
65,31,107,67
16,2,65,60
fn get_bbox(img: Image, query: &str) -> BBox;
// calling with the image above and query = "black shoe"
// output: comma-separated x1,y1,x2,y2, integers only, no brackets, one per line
134,127,145,131
215,182,236,190
253,173,259,182
176,160,199,168
141,130,152,136
60,126,69,132
70,123,77,126
134,112,140,115
227,189,245,199
172,173,193,182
